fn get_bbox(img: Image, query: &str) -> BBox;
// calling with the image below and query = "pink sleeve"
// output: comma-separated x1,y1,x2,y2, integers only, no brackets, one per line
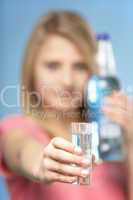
0,115,50,177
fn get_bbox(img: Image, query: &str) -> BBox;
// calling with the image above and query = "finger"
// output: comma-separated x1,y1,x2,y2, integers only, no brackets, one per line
102,105,128,127
51,137,82,155
81,155,95,169
103,104,133,139
48,147,83,165
44,170,77,184
103,101,133,124
43,157,84,177
103,97,125,110
104,93,132,112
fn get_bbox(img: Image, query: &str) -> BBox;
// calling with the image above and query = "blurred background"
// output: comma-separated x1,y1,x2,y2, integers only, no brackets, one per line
0,0,132,199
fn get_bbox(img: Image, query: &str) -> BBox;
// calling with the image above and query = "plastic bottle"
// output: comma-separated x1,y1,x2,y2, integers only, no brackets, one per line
84,33,126,161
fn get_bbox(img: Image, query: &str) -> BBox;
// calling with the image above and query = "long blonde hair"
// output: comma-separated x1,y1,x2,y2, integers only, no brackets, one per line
21,10,98,116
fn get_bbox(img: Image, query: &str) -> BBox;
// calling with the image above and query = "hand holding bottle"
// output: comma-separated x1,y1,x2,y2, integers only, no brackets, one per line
102,91,133,144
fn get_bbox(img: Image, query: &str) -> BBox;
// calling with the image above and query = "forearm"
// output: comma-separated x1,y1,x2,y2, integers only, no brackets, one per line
1,130,45,180
127,144,133,200
20,136,45,180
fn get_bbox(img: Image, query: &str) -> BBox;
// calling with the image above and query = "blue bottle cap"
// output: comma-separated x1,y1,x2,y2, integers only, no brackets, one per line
96,33,110,40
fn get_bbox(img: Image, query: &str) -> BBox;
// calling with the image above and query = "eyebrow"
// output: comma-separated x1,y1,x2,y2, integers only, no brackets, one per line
43,59,87,63
72,61,88,64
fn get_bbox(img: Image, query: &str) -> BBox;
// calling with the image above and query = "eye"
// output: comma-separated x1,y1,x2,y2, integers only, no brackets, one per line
73,62,88,71
44,61,60,70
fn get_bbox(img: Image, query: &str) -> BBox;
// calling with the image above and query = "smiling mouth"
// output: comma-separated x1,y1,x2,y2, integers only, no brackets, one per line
60,93,74,98
59,89,82,96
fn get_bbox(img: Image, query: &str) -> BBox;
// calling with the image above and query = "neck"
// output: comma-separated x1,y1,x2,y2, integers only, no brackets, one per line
31,108,85,141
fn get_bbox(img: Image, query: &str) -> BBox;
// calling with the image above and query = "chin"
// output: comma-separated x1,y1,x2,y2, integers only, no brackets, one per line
43,99,81,114
55,104,81,114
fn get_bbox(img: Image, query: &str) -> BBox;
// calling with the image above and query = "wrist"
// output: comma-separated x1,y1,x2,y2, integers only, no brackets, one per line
20,139,45,179
124,125,133,146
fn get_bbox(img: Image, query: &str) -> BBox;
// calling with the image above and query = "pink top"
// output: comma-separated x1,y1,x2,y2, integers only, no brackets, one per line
0,115,127,200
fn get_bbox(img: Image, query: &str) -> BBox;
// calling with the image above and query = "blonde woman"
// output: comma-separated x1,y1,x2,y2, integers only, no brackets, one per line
0,10,133,200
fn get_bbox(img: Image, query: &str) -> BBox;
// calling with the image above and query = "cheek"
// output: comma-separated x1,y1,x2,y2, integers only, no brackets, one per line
33,67,59,103
34,66,53,89
75,73,90,90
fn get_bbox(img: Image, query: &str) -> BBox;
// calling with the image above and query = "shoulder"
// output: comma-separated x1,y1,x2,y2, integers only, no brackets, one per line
0,114,34,132
0,114,51,144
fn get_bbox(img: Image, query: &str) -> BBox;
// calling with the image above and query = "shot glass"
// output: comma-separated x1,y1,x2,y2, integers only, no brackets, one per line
71,122,92,185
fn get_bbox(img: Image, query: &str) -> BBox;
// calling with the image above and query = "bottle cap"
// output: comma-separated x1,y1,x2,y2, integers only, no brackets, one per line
96,33,110,40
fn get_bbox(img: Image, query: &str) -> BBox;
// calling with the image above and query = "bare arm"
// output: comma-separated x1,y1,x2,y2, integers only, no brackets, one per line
102,92,133,200
1,129,45,180
1,129,91,184
127,139,133,200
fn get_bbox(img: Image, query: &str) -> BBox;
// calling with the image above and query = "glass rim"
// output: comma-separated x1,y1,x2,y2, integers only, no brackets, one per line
71,122,92,135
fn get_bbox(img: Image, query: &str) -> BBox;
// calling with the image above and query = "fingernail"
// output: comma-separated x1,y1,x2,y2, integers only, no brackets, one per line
70,177,77,182
81,169,89,177
74,146,82,154
81,158,90,165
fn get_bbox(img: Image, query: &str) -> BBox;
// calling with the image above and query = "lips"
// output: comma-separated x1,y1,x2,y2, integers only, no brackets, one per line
60,92,74,98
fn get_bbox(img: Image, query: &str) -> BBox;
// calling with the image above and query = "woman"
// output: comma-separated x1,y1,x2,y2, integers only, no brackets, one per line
0,10,133,200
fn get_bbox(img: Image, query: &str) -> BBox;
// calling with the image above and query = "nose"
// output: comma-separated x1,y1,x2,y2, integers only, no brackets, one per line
61,67,74,89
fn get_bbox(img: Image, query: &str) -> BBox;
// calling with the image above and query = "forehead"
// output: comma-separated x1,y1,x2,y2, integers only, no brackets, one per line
38,34,84,60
